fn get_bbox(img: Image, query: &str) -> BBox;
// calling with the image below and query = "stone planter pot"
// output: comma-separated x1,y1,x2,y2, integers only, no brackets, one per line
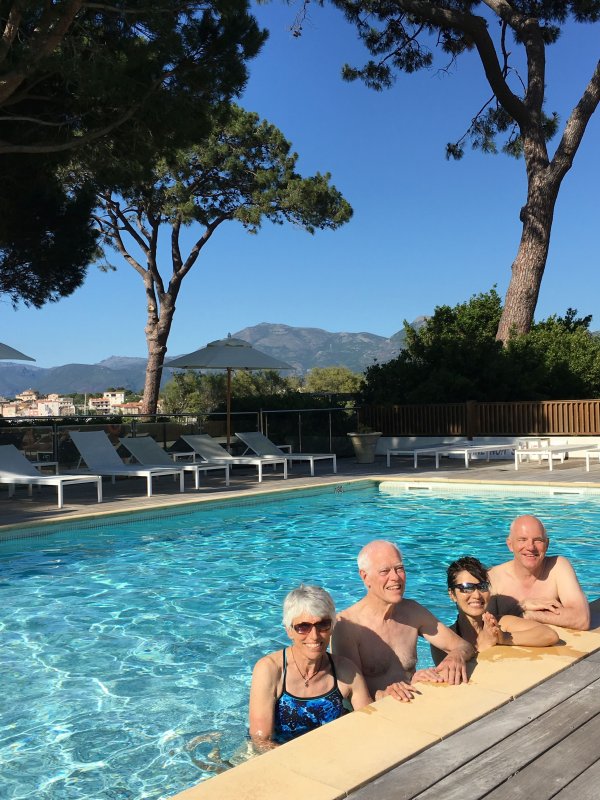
347,432,382,464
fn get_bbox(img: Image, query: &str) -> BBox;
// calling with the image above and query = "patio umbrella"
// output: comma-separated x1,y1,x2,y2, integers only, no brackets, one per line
167,335,292,449
0,342,35,361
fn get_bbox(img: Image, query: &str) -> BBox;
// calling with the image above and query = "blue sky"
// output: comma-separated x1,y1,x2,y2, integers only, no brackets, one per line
5,4,600,368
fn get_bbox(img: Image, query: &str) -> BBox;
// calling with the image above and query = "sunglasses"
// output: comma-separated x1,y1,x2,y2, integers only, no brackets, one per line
453,581,491,594
292,619,332,635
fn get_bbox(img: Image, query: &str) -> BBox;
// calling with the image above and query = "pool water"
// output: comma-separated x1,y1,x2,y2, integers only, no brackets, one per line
1,483,599,799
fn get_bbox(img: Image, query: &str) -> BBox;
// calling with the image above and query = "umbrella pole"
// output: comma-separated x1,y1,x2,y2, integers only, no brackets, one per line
226,367,232,452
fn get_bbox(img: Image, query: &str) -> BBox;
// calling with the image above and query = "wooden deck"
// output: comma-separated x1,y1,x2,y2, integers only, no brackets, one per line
350,649,600,800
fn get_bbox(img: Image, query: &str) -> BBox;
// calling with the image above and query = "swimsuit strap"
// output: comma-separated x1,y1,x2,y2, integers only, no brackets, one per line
327,652,338,687
282,648,288,693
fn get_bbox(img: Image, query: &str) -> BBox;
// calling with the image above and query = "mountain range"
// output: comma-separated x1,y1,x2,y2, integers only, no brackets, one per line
0,321,424,396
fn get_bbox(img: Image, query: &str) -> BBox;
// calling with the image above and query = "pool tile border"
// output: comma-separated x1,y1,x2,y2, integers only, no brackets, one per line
379,478,600,497
0,479,375,541
4,474,600,541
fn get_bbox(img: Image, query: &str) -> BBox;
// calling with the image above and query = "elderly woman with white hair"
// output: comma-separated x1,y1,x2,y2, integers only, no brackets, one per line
249,584,372,750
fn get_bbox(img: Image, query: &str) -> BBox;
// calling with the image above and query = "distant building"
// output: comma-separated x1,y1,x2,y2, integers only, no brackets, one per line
0,388,134,418
0,402,20,418
7,398,76,417
15,389,40,403
116,401,144,416
88,397,112,413
88,391,127,414
27,399,76,417
104,390,126,406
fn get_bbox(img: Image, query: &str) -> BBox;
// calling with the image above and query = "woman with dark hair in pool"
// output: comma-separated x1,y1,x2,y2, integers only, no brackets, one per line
431,556,559,664
249,584,372,750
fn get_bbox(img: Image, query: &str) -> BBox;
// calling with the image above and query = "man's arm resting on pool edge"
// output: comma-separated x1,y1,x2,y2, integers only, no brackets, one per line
521,558,590,631
419,610,474,684
521,597,590,630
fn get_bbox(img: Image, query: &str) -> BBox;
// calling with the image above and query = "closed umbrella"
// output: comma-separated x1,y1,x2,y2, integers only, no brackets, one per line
0,342,35,361
167,335,292,449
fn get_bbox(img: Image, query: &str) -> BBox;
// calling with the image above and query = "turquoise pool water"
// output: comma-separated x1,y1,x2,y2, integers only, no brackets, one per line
1,483,599,799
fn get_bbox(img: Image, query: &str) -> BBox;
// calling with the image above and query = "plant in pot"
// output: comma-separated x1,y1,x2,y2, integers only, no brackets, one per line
347,425,382,464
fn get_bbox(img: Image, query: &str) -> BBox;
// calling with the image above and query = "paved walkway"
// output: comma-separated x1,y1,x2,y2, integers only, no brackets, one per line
3,453,600,531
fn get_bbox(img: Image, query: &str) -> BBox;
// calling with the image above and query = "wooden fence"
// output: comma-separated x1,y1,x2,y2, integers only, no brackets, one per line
362,400,600,438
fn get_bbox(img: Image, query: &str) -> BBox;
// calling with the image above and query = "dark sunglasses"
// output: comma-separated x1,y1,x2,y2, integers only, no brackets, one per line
292,619,332,635
453,581,490,594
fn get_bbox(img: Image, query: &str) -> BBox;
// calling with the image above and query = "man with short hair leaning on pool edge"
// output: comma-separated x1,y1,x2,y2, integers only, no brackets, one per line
332,540,474,701
488,514,590,631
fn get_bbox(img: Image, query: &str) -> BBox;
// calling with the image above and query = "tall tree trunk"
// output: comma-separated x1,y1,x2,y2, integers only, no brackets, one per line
496,60,600,343
496,171,559,343
141,290,176,414
142,334,168,415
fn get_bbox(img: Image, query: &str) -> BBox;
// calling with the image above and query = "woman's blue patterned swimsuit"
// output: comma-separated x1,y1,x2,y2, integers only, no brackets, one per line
274,649,346,742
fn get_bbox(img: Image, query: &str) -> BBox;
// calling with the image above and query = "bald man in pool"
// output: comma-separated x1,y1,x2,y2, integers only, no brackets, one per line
488,515,590,631
332,540,474,702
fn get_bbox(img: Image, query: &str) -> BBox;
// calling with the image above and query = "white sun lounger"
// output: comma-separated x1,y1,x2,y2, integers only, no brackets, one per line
388,442,514,469
387,440,471,468
70,430,184,496
0,444,103,509
119,436,230,489
514,443,600,471
235,431,337,476
180,434,287,482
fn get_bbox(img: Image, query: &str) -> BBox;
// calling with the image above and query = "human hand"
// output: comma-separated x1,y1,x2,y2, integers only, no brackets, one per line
435,651,469,685
376,681,419,702
412,668,445,684
479,612,503,649
521,597,563,616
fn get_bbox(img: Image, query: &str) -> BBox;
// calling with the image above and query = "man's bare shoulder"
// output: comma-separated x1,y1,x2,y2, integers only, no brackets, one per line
337,599,367,623
393,597,427,616
548,554,569,572
488,560,513,586
489,560,512,576
390,598,439,631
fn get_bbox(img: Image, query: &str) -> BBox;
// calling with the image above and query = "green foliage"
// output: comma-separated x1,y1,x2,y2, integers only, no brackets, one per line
0,160,98,306
332,0,599,157
0,1,265,306
160,372,226,414
160,370,303,414
304,366,363,394
97,104,352,238
1,2,265,161
231,369,302,397
362,290,600,403
326,0,600,340
94,103,352,413
504,314,600,399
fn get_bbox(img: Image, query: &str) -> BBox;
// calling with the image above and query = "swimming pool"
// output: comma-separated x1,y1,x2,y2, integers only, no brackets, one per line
2,482,599,799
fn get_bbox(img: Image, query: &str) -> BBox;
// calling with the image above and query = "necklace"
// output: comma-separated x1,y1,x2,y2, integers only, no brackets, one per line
290,648,323,687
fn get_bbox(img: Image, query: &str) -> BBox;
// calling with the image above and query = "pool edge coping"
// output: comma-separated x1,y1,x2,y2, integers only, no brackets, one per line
4,473,600,536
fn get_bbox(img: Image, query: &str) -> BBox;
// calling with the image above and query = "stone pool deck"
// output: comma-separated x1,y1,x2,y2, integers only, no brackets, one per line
3,451,600,531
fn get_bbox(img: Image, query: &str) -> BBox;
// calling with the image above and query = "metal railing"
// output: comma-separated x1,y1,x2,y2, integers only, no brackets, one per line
7,399,600,468
0,407,362,467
